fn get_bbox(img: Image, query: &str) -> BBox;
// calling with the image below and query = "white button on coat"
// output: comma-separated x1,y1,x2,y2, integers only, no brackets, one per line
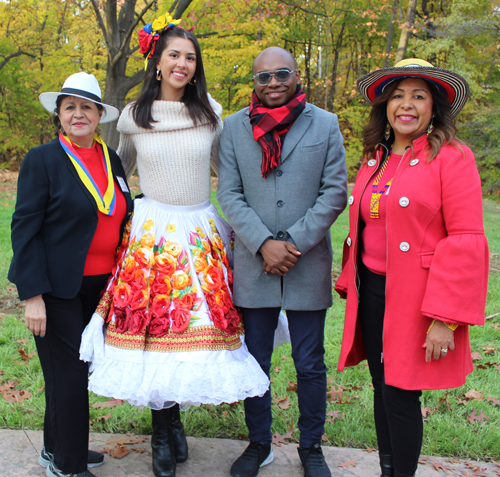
347,237,352,246
368,159,376,166
399,242,410,252
399,197,409,207
348,196,354,205
410,159,419,166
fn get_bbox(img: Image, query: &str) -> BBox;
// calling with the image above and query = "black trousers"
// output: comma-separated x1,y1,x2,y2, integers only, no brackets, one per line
358,264,422,476
34,274,109,474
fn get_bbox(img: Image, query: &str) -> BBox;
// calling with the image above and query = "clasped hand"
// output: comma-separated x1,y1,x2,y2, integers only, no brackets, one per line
261,239,301,276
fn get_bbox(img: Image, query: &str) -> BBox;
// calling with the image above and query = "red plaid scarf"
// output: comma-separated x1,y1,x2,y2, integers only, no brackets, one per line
249,86,306,178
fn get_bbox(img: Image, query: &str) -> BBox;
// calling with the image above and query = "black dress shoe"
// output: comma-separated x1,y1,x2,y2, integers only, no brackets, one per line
151,408,176,477
230,441,274,477
170,404,188,463
297,443,331,477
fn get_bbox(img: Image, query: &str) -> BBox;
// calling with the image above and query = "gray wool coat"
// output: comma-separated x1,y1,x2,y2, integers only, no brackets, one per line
217,103,347,310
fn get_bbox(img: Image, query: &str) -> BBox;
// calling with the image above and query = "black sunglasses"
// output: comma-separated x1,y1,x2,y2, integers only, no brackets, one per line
252,69,298,86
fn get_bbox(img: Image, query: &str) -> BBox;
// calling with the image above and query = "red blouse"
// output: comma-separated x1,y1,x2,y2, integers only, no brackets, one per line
359,152,402,274
77,143,127,276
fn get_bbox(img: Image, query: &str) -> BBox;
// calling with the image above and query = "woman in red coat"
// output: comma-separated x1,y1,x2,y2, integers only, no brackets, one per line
335,59,488,477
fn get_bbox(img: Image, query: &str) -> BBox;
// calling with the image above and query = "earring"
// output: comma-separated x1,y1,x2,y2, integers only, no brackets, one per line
156,69,162,81
189,77,196,85
426,116,434,136
385,121,391,141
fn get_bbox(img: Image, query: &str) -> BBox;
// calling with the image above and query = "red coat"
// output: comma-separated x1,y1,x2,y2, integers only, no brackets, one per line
335,134,488,390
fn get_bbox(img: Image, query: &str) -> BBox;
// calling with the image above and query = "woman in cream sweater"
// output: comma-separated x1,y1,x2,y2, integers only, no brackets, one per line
80,15,269,477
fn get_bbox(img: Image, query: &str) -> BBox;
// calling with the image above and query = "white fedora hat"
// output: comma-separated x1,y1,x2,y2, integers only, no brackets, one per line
39,72,120,124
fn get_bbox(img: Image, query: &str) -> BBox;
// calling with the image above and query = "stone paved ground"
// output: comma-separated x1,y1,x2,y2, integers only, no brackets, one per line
1,429,498,477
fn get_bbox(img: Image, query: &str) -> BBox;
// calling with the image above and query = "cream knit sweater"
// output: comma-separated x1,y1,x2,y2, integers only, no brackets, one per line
117,96,222,206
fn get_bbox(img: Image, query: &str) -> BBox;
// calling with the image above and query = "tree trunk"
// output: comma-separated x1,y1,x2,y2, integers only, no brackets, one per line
384,0,399,67
304,39,312,102
394,0,418,64
92,0,194,147
328,19,346,110
422,0,436,40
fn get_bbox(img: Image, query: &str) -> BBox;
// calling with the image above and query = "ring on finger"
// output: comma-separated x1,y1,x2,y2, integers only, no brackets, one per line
441,348,448,354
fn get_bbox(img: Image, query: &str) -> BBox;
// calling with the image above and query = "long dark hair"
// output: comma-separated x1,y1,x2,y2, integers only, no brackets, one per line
362,78,461,161
131,26,219,130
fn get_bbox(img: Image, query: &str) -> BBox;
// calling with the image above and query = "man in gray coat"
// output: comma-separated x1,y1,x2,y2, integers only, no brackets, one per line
217,47,347,477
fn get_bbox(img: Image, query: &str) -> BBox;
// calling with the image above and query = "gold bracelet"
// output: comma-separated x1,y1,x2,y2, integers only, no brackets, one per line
427,319,458,333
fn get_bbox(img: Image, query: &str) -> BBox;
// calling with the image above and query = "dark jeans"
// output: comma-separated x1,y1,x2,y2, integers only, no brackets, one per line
358,264,422,476
241,307,327,448
34,274,109,474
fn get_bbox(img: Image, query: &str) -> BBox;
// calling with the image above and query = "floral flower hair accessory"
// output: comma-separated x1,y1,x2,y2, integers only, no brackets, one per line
138,12,182,70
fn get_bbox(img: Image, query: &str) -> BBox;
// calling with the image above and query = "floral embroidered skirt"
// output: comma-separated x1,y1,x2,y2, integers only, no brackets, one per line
80,196,269,409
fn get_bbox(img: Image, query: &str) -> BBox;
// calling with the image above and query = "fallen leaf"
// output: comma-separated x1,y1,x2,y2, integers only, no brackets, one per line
325,410,344,422
456,399,468,406
0,381,17,392
483,346,497,355
0,370,5,375
448,458,461,463
286,381,297,392
471,352,483,360
273,366,280,373
98,414,111,421
421,407,434,417
2,389,31,403
476,364,486,370
432,461,454,472
321,434,330,442
17,349,37,362
89,420,94,425
131,447,145,453
362,447,377,453
326,386,343,402
104,444,130,459
418,456,429,464
15,339,30,344
272,432,287,447
464,389,484,401
338,459,357,468
277,397,290,410
486,397,500,406
92,399,123,409
467,409,491,424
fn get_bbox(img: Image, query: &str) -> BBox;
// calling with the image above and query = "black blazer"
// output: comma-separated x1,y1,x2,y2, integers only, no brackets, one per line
8,138,133,301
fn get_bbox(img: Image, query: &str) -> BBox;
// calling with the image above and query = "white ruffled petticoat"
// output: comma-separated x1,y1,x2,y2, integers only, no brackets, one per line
80,196,270,409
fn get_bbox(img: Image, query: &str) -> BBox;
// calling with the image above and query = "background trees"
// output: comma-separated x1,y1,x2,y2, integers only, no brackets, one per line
0,0,499,192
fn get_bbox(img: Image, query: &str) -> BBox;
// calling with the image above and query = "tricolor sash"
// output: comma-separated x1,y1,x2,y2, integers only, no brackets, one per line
59,133,116,215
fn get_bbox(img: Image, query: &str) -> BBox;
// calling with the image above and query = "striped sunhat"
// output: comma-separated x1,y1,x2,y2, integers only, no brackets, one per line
357,58,470,117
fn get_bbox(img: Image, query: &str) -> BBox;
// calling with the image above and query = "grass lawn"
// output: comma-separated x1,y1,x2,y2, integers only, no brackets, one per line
0,180,499,460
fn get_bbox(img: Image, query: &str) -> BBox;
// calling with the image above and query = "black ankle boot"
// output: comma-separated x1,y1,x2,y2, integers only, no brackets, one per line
379,454,394,477
170,404,188,463
151,408,176,477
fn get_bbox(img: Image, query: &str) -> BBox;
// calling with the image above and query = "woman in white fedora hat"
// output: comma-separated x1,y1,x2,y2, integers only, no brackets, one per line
335,59,488,477
9,72,133,477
